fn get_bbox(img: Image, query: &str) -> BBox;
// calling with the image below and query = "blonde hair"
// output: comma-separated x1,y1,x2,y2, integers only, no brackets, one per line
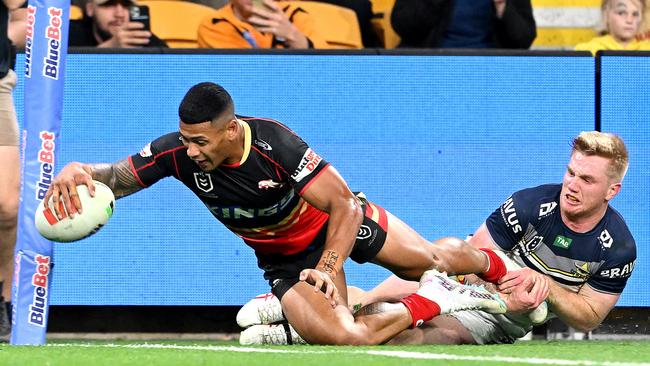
572,131,629,182
599,0,646,35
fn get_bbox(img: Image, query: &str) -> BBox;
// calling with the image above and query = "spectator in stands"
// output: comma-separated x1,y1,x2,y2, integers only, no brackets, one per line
197,0,329,48
0,0,25,340
575,0,650,55
637,0,649,40
69,0,168,48
390,0,536,49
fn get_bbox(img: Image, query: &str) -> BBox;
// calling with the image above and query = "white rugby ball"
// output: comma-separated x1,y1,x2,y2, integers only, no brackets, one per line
35,181,115,242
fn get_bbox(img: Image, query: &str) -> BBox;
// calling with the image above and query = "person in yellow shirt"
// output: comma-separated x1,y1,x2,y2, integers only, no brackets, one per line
575,0,650,55
198,0,329,48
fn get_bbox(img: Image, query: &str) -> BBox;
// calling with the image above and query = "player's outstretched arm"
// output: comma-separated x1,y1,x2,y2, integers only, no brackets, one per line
44,159,143,219
298,166,364,306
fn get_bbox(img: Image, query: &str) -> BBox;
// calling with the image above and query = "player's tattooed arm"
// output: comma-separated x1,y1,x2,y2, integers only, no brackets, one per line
90,159,143,198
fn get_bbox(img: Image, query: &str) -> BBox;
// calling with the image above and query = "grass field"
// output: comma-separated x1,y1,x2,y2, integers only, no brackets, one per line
2,340,650,366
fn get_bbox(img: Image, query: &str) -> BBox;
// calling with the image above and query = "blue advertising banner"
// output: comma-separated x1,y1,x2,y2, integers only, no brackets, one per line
11,0,68,345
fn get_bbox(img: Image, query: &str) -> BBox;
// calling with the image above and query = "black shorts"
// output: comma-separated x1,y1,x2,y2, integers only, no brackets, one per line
256,195,389,300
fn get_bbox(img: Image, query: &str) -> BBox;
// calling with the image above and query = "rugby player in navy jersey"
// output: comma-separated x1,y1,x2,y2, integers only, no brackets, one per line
339,131,635,344
43,82,513,345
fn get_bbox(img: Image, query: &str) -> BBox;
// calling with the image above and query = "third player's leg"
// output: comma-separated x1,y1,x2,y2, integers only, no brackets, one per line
371,210,489,280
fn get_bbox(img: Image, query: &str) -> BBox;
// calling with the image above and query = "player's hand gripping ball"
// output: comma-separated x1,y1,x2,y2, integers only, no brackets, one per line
35,181,115,242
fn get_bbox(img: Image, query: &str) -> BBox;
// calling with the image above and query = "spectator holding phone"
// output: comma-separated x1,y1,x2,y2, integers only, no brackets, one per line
197,0,329,48
69,0,168,48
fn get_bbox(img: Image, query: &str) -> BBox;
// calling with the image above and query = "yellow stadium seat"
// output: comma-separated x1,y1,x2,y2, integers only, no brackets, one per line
284,1,362,49
369,0,400,48
70,5,83,20
139,0,217,48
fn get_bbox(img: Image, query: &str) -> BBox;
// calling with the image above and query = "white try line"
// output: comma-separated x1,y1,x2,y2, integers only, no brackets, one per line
48,343,650,366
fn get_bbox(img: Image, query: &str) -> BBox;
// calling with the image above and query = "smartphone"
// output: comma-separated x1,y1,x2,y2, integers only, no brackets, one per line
129,5,151,31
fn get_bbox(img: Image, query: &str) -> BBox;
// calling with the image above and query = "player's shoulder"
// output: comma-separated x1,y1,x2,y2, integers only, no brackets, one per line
510,184,560,216
152,132,183,148
239,116,296,136
602,205,636,253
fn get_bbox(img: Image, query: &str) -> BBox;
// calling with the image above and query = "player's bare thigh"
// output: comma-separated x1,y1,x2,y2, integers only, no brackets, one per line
280,272,361,345
371,210,487,279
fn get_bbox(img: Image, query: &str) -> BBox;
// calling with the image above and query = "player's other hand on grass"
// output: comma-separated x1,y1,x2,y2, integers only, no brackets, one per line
299,268,341,308
498,268,549,313
44,162,95,219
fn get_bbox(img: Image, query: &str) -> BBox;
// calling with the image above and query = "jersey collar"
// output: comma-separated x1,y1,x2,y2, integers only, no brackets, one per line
222,118,251,168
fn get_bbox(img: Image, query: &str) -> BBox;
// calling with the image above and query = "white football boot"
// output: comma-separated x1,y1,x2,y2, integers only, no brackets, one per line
417,269,508,315
239,323,307,345
237,293,285,328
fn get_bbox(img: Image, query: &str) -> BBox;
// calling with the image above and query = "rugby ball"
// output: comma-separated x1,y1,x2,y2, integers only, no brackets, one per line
35,181,115,242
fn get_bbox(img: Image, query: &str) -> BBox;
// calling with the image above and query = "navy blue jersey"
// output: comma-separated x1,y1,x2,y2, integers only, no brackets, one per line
129,117,330,255
486,184,636,294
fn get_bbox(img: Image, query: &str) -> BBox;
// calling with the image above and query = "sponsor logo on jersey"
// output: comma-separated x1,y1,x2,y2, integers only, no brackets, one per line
207,189,295,219
291,148,322,183
599,260,635,279
139,143,152,158
500,197,522,234
538,202,557,218
356,225,372,240
258,179,284,190
194,172,214,193
254,139,272,151
553,235,573,249
599,229,613,249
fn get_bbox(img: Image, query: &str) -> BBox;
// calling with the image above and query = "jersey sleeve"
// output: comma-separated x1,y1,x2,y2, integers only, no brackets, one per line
588,236,636,294
485,189,535,251
268,123,329,194
128,133,181,188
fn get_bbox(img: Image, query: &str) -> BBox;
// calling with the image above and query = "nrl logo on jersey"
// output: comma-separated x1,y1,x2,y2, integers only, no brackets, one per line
194,172,214,193
538,202,557,218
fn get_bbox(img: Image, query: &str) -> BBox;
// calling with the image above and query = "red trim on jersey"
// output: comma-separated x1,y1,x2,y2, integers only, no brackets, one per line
241,117,298,136
128,156,147,188
240,204,329,255
299,163,331,195
251,145,289,175
376,204,388,232
364,202,388,231
365,202,374,219
172,151,180,179
221,160,241,168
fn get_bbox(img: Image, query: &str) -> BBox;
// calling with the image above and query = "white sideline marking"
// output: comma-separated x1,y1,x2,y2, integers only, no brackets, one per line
49,343,650,366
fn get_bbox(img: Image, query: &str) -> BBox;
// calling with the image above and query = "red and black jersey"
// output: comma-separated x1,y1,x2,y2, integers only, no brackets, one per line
129,116,330,255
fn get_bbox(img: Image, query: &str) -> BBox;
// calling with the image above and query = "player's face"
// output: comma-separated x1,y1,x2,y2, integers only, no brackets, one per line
606,0,643,44
179,118,239,171
560,151,620,222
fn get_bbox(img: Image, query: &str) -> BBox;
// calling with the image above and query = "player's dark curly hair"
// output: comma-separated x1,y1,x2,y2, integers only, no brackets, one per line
178,82,234,124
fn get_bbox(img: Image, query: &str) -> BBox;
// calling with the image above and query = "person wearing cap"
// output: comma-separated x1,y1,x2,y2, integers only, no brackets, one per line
69,0,167,48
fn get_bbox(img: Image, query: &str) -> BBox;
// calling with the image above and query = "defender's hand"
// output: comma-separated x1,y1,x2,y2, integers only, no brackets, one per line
43,162,95,219
502,275,549,313
299,268,340,308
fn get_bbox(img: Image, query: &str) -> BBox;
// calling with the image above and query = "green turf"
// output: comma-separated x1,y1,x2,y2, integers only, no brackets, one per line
1,340,650,366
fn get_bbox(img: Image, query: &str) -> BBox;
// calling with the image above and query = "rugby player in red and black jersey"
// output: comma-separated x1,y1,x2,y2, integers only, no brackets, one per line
44,82,510,345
